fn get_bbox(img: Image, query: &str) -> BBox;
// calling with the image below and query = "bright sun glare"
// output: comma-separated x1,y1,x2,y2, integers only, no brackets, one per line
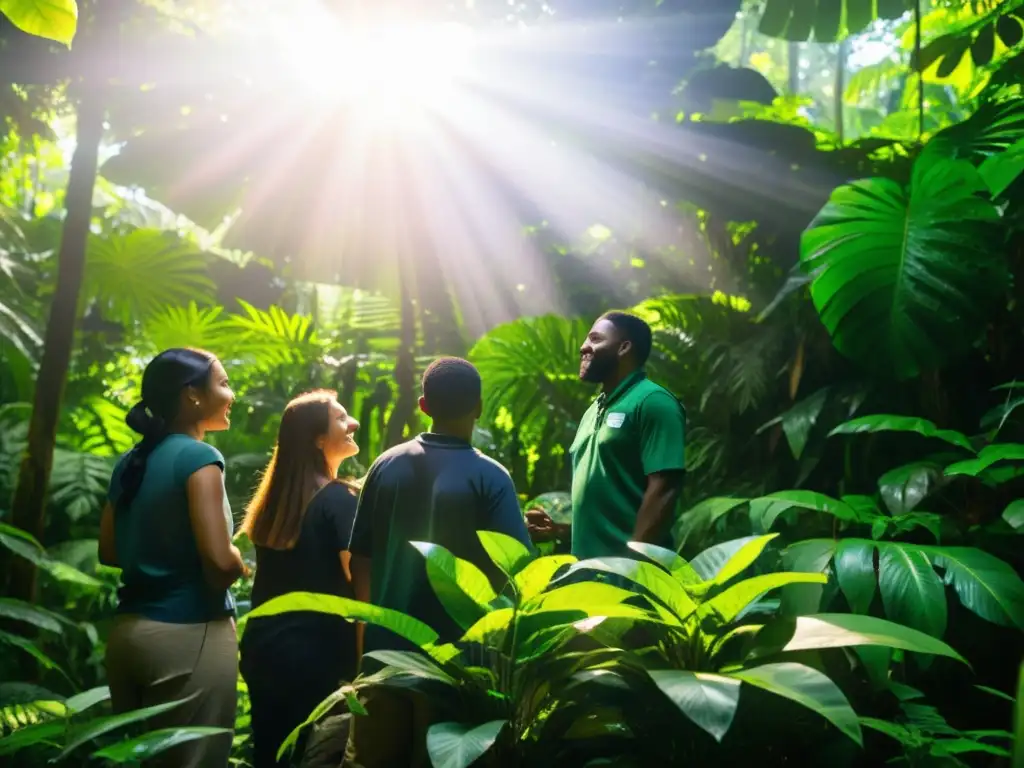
283,21,476,119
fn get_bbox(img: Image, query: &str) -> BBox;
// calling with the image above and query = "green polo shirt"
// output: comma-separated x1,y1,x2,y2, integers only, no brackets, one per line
570,370,686,560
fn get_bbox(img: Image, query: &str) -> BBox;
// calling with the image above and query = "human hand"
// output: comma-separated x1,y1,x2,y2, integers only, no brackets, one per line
526,508,569,543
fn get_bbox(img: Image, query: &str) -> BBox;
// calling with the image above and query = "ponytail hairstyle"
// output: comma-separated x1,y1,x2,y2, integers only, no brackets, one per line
119,348,217,509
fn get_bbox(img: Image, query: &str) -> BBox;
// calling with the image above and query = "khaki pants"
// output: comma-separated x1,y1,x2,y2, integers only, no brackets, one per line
343,686,434,768
105,615,238,768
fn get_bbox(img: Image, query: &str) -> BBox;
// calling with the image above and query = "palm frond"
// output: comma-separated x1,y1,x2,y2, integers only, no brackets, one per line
83,229,217,325
470,314,594,439
48,451,114,521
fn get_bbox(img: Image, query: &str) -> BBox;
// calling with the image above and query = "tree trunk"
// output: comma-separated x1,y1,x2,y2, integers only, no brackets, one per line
4,88,105,602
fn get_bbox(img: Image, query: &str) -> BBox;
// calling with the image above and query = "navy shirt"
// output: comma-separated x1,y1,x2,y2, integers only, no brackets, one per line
108,435,235,623
348,433,532,652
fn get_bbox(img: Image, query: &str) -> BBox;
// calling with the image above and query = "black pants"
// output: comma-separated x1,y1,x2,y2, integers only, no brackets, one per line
240,613,357,768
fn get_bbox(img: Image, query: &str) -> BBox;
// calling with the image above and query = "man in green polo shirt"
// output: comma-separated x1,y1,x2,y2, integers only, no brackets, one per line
528,311,686,559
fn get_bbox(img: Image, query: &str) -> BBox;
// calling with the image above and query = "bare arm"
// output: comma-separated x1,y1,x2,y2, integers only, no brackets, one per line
340,550,352,583
187,465,245,591
98,501,117,566
350,553,372,660
632,470,684,544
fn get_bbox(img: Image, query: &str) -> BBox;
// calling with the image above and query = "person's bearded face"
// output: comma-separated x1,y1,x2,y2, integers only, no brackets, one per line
579,319,623,383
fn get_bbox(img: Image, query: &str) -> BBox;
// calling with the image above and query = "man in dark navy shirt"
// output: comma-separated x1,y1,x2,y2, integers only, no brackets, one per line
348,356,532,650
345,357,532,766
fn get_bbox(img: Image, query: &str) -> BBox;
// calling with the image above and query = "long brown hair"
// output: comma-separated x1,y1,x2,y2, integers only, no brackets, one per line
241,389,338,550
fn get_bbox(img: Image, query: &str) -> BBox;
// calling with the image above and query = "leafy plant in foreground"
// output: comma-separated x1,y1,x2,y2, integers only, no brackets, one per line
244,533,649,767
561,534,967,753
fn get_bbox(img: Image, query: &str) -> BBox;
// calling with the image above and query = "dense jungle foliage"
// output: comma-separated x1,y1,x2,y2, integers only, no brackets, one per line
1,0,1024,765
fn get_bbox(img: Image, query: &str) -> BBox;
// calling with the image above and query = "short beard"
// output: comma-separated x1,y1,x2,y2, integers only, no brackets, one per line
580,355,615,383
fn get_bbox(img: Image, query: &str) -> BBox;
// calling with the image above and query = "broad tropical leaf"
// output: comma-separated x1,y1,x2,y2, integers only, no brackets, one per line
477,531,532,580
919,546,1024,629
731,662,862,745
878,462,945,515
758,613,967,663
411,542,496,631
92,728,232,763
647,670,740,742
945,444,1024,478
800,155,1004,379
0,598,65,634
829,414,974,452
628,542,702,586
426,720,507,768
514,555,575,602
781,539,837,615
0,0,78,46
243,592,439,648
877,543,947,638
691,536,765,582
759,0,910,42
565,557,696,621
700,572,828,625
835,539,876,614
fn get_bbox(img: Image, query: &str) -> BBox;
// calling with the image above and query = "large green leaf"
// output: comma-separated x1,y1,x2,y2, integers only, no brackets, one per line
762,613,967,663
800,156,1004,379
835,539,876,614
362,651,456,685
691,536,763,582
829,415,974,452
750,492,861,529
628,542,702,586
945,444,1024,478
708,534,780,585
647,670,740,742
731,662,862,745
673,497,749,550
781,539,837,616
477,531,532,580
780,388,829,460
59,697,199,758
243,592,439,648
0,0,77,46
918,546,1024,629
566,557,696,621
426,720,507,768
0,597,65,634
411,542,497,631
0,523,101,588
758,0,910,42
0,719,65,755
979,136,1024,197
878,462,945,515
91,728,231,763
877,544,947,638
1003,500,1024,531
701,572,827,625
514,556,575,602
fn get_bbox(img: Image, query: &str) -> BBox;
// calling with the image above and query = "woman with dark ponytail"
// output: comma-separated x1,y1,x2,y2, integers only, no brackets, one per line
98,348,245,768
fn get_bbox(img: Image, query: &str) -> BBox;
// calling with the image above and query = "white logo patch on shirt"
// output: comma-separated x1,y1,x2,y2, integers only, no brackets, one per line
605,412,626,428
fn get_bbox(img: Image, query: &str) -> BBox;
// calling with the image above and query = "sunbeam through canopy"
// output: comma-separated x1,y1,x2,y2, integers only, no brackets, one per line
101,0,840,333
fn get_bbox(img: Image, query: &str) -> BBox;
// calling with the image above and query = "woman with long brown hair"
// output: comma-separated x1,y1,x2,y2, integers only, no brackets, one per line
239,389,361,767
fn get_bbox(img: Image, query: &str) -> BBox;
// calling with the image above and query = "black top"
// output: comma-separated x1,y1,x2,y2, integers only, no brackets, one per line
348,433,533,653
251,481,358,609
